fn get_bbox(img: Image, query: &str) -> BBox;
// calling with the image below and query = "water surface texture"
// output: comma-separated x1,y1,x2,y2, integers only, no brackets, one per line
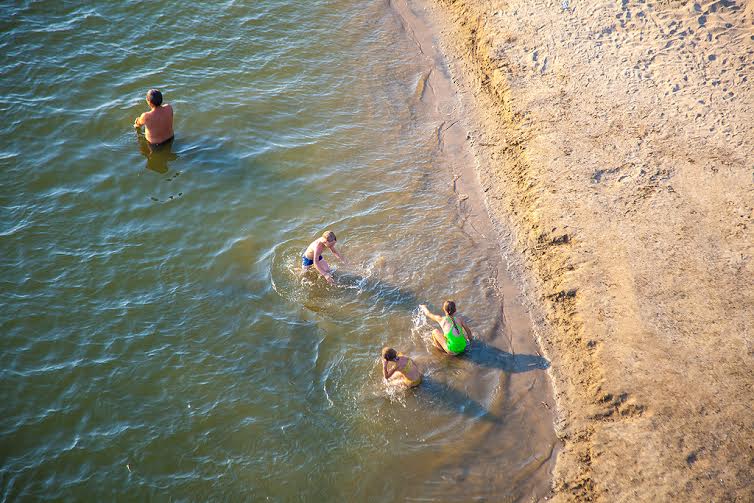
1,0,557,500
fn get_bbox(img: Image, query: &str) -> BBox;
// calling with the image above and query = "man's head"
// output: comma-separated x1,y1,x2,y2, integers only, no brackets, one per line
322,230,336,243
146,89,163,108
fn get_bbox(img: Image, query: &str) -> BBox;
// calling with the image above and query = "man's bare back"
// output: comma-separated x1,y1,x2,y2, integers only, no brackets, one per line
134,89,174,145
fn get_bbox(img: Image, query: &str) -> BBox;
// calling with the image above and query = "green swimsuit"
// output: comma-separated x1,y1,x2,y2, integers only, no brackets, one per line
444,316,467,353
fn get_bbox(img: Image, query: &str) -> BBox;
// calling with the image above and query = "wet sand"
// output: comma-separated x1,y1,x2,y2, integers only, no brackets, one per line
413,0,754,500
391,1,561,499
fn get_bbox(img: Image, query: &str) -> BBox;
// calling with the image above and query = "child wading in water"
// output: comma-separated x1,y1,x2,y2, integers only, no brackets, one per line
302,230,346,285
420,301,472,355
381,347,422,388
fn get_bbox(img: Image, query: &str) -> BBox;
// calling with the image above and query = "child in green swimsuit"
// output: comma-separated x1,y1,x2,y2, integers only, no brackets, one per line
382,347,422,387
420,301,472,355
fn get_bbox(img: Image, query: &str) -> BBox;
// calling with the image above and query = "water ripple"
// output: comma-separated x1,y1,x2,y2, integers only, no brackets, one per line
0,0,552,500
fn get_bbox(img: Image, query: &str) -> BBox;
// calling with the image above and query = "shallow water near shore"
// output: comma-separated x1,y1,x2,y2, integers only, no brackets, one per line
1,0,557,500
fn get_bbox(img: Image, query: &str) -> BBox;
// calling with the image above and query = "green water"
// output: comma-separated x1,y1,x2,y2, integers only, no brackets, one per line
1,0,556,500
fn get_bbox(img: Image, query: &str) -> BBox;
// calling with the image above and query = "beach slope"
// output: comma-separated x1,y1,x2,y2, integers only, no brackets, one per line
427,0,754,500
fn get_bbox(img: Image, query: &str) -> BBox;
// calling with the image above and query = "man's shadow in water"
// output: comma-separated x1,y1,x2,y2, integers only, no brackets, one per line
415,375,500,424
136,131,178,174
463,339,550,373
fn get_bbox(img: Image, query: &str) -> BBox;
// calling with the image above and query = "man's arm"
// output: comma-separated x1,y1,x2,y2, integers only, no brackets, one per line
133,112,146,128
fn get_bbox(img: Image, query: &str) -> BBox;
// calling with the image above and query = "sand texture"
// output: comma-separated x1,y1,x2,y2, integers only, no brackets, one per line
424,0,754,500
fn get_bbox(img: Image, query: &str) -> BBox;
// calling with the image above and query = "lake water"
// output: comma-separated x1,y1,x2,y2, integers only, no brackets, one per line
0,0,558,500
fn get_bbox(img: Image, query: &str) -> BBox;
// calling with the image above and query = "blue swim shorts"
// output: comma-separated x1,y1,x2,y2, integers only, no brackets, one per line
302,255,322,267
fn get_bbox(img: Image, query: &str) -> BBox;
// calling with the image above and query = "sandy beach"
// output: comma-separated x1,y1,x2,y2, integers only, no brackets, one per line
421,0,754,500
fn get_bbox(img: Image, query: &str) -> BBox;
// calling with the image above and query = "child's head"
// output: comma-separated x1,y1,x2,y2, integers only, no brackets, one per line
382,347,398,361
322,230,336,243
443,300,456,316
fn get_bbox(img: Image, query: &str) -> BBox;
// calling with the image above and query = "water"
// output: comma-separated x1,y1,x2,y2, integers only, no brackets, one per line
1,0,557,500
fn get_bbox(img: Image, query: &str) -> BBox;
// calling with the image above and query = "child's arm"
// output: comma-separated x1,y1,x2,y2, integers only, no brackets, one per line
313,243,335,284
420,305,444,324
383,360,396,380
328,243,347,264
461,320,473,342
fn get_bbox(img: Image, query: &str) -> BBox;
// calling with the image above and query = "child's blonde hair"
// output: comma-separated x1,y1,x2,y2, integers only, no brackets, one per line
322,230,336,243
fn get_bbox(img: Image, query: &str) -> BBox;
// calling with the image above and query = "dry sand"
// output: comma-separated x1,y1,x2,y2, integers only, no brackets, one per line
418,0,754,500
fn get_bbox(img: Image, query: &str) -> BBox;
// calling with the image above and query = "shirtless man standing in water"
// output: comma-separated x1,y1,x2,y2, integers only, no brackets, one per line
133,89,174,147
302,230,346,285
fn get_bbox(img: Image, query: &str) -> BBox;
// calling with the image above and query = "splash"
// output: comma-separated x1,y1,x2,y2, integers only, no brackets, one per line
411,307,434,348
269,239,342,308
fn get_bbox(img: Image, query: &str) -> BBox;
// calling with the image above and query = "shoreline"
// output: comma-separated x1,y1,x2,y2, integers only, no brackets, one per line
417,0,754,500
391,1,562,499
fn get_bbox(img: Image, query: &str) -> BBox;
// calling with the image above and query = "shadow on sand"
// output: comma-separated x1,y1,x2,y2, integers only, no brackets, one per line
463,339,550,373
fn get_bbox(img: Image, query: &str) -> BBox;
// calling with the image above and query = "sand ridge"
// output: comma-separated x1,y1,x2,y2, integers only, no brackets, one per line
422,0,754,500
